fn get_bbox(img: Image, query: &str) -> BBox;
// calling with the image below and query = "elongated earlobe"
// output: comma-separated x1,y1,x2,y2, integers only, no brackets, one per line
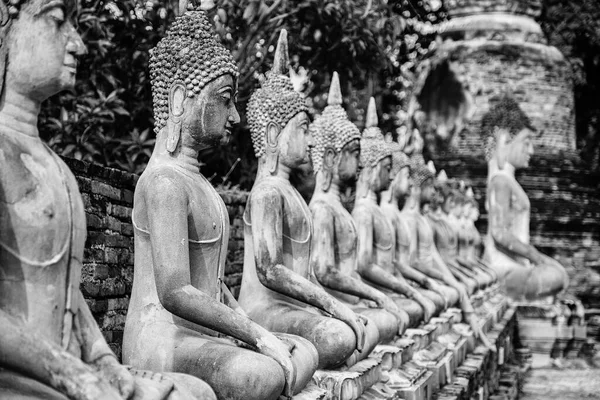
166,81,186,153
321,148,335,192
265,122,280,175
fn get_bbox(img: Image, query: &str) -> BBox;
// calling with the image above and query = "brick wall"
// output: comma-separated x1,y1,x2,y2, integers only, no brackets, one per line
448,42,575,156
68,155,600,356
434,153,600,307
63,158,248,358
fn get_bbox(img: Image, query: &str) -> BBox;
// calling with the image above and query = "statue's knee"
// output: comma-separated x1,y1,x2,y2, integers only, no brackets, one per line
364,317,381,351
314,319,356,368
221,353,285,400
380,311,401,341
168,373,217,400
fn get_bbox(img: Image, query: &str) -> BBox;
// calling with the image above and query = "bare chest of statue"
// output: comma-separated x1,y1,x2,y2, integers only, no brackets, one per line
278,181,312,278
357,200,394,269
247,178,312,278
134,165,229,301
426,214,457,258
330,201,358,275
0,132,86,347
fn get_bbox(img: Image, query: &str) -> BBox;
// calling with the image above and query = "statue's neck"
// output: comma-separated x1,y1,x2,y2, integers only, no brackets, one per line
0,90,41,138
489,158,516,178
356,168,378,202
153,129,201,173
402,192,419,213
256,157,291,181
503,163,516,176
381,188,400,211
313,171,342,200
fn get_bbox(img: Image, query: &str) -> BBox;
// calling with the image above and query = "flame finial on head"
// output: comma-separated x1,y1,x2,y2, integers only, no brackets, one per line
366,97,379,128
427,160,436,175
272,29,290,76
328,71,343,106
437,170,448,183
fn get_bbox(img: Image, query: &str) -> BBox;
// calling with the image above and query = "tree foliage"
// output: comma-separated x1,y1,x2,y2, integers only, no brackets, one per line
540,0,600,171
39,0,444,187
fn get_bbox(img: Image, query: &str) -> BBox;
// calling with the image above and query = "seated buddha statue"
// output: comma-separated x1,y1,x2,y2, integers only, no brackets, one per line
400,137,492,347
453,184,497,286
461,187,498,282
352,99,436,328
122,9,317,400
378,133,448,316
308,72,405,343
482,96,570,302
238,30,377,370
0,1,214,399
426,171,486,294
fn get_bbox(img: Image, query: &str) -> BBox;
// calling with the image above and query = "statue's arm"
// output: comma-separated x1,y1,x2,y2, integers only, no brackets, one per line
251,187,366,350
488,175,542,264
310,205,392,305
393,217,430,287
221,282,248,317
0,310,121,399
146,175,280,347
353,209,420,299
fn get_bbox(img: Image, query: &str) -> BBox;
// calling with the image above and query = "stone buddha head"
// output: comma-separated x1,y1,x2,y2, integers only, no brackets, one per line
482,95,536,171
385,132,412,200
149,1,239,153
434,170,454,214
0,0,85,103
310,71,361,191
247,29,311,176
356,97,392,197
409,153,435,207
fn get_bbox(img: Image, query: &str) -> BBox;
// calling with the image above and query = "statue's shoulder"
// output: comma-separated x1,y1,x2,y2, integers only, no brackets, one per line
351,201,372,222
309,198,335,221
0,133,39,203
488,171,514,191
248,178,284,204
137,165,190,200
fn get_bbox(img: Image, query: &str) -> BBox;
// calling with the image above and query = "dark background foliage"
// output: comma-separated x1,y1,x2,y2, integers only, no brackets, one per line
39,0,599,187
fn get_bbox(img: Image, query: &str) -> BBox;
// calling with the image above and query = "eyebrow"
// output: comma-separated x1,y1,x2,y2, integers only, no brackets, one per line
37,0,66,15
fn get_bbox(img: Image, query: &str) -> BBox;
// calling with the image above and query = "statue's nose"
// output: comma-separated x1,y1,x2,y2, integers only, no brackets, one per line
66,23,87,56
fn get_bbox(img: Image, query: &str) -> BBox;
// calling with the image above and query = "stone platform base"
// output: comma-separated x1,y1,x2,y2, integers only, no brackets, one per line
516,302,587,362
305,285,516,400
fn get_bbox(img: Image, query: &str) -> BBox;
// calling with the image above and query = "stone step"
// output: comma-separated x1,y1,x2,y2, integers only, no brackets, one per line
435,304,518,400
291,383,328,400
371,345,403,370
311,356,383,400
388,368,435,400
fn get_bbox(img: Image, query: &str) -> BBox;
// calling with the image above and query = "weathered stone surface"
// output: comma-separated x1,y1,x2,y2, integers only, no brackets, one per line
67,157,248,358
435,154,600,306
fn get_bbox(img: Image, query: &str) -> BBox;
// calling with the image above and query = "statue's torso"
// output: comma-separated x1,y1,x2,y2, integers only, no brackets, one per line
485,169,531,274
457,217,473,259
127,164,229,337
404,210,435,270
310,197,361,304
354,199,394,273
239,177,312,309
381,203,412,270
426,212,458,260
0,132,86,350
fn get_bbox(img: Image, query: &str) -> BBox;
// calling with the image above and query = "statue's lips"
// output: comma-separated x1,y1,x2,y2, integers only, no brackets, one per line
64,63,77,72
